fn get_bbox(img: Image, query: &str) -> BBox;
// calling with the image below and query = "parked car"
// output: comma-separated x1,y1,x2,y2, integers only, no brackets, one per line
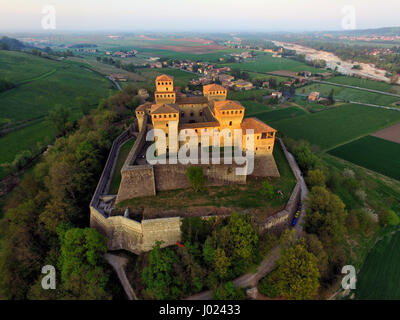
292,210,301,226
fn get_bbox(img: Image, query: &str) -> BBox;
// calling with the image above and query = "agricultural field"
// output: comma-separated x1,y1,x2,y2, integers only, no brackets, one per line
329,135,400,181
270,104,400,151
356,231,400,300
220,53,326,74
328,75,400,94
255,106,307,125
0,50,115,179
298,82,399,107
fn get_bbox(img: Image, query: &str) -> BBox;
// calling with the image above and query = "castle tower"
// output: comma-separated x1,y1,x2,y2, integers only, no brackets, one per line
203,84,227,102
155,74,176,104
213,100,245,130
135,102,152,132
150,104,179,156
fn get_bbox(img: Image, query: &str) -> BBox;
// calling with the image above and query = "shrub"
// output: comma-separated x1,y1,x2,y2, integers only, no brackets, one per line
260,180,274,199
186,166,206,192
258,273,278,298
306,169,326,187
214,281,246,300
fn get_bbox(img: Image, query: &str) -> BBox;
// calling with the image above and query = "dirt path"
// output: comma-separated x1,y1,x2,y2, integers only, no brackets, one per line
105,253,138,300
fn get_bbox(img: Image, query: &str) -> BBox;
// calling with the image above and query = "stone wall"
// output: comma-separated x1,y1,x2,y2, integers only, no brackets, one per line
259,182,301,232
90,206,181,254
116,165,156,202
154,163,247,191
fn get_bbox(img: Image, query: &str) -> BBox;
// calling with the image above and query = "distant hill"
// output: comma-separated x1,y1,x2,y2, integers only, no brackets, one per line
69,43,98,49
332,27,400,36
0,36,26,50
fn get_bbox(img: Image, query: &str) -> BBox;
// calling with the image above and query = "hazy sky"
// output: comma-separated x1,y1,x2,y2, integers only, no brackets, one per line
1,0,399,32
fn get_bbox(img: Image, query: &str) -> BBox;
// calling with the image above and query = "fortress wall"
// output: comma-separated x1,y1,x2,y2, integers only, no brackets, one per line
90,206,181,254
259,182,301,231
141,217,182,251
153,163,247,191
116,165,156,203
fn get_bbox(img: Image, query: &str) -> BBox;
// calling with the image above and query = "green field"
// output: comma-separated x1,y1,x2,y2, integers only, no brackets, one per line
356,231,400,299
221,53,326,74
298,82,399,107
270,104,400,151
255,107,308,124
329,135,400,181
0,50,115,179
328,76,400,94
109,138,136,194
241,101,272,116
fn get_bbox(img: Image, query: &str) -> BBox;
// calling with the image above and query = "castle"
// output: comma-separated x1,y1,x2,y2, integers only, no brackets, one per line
135,74,277,157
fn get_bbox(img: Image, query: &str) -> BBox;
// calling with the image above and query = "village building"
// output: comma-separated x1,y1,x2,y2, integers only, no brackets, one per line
308,91,320,101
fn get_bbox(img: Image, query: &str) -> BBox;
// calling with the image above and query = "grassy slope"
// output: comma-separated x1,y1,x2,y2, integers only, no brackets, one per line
270,104,400,151
0,51,115,179
298,82,399,107
109,138,136,195
356,230,400,300
220,53,326,73
328,75,400,94
329,135,400,181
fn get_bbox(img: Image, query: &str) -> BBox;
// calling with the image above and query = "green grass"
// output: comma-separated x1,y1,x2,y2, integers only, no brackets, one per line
271,104,400,151
0,121,55,178
220,53,326,74
256,107,308,124
242,101,272,116
158,68,199,88
298,82,399,107
117,142,296,214
109,138,136,195
356,230,400,299
329,135,400,181
0,50,115,179
328,76,400,94
228,88,270,101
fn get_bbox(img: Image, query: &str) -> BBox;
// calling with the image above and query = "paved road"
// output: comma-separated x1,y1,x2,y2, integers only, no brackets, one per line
107,76,122,91
187,139,308,300
105,253,138,300
312,80,400,99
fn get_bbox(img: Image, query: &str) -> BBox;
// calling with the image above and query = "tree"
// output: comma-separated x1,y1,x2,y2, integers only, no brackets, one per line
305,186,348,243
214,281,246,300
260,180,274,199
306,169,326,188
225,212,259,272
213,248,231,279
390,74,399,85
293,144,319,172
58,228,111,300
142,242,182,299
275,243,320,300
46,104,71,137
186,166,206,192
77,96,91,116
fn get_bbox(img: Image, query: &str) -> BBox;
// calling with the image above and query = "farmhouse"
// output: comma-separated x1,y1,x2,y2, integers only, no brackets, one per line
308,91,320,101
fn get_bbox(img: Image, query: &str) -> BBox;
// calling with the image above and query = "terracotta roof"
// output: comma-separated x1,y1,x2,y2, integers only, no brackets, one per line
241,117,277,134
136,102,152,112
203,84,227,92
176,96,208,105
180,121,219,129
156,74,174,82
214,100,244,111
150,104,179,114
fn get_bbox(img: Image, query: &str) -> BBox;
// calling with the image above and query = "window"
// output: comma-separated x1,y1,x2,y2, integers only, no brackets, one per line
169,114,171,118
222,111,225,115
164,115,167,118
166,133,168,137
174,114,176,118
261,133,267,139
229,121,232,126
166,123,168,127
181,112,185,118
